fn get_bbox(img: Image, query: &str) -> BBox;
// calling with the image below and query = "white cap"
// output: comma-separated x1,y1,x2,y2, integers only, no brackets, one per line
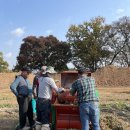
41,66,47,74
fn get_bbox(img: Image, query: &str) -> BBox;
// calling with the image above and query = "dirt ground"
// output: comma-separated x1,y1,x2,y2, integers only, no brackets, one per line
0,66,130,130
93,65,130,87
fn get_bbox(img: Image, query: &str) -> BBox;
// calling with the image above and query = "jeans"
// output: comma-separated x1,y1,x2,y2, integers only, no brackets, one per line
36,98,51,125
17,96,35,128
79,102,100,130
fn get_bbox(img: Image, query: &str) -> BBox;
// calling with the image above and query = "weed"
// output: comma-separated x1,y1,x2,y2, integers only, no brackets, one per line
0,104,14,108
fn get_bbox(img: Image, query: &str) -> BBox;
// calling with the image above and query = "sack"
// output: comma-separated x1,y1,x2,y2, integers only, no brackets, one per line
17,85,29,97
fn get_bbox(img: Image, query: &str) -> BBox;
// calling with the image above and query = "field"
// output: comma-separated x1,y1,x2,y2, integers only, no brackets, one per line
0,72,130,130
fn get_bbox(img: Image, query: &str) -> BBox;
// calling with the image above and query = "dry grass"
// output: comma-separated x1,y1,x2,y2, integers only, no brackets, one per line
98,87,130,104
0,73,130,130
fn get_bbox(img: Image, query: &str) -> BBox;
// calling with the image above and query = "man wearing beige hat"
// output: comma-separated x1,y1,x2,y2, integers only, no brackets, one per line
36,66,64,130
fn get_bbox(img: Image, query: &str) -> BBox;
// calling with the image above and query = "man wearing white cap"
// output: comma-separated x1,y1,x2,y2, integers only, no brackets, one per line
36,66,64,130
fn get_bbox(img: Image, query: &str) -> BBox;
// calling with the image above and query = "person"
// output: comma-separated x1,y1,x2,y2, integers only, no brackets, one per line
70,68,100,130
36,66,64,130
10,67,35,130
32,66,47,98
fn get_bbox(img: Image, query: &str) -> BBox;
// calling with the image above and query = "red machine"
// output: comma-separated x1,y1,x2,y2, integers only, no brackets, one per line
51,71,82,130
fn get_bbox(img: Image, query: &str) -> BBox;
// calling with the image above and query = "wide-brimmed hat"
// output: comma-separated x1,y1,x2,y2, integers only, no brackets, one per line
45,66,57,74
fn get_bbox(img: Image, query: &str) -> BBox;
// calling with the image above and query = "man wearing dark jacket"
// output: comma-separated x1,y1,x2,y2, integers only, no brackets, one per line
10,67,35,130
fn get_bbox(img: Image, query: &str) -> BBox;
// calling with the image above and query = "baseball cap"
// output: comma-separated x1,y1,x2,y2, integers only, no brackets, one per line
21,67,31,73
78,67,91,74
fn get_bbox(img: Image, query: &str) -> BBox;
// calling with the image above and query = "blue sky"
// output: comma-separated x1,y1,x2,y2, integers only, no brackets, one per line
0,0,130,69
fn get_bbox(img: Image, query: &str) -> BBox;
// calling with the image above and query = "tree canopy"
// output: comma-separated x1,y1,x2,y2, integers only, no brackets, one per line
104,16,130,67
15,35,72,71
14,16,130,72
66,17,110,71
0,52,9,72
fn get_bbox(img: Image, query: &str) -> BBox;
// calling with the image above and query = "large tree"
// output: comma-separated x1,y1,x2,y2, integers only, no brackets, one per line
15,35,72,71
104,16,130,67
66,17,110,71
0,52,9,72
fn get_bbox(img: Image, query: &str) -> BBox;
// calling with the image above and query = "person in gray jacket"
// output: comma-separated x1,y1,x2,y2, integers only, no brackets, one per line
10,67,35,130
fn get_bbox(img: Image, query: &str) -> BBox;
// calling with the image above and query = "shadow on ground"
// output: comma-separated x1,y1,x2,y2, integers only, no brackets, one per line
0,109,18,130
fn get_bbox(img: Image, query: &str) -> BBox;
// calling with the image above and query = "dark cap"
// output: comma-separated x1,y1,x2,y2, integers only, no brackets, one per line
21,67,31,73
78,67,91,74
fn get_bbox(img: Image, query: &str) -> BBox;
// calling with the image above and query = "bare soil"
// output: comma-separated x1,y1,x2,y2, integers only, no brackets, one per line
0,65,130,130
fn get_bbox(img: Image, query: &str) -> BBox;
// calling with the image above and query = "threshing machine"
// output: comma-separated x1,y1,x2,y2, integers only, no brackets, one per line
51,71,82,130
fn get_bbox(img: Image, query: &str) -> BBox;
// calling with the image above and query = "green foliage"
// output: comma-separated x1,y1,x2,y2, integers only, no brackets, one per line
14,16,130,71
66,16,130,70
0,104,14,108
66,17,110,71
0,52,9,72
100,102,129,111
15,35,72,71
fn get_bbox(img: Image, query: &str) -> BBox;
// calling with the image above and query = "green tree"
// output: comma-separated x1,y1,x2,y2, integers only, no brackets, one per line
15,35,72,71
0,52,9,72
66,17,110,71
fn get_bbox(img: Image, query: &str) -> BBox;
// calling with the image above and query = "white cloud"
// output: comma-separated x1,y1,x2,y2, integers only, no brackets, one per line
116,8,124,15
5,52,13,58
46,29,53,35
11,27,25,37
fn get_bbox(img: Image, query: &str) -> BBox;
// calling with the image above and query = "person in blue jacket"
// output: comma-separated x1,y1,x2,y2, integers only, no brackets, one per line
10,67,35,130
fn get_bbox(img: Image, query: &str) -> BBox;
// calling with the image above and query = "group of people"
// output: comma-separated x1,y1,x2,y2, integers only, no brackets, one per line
10,66,100,130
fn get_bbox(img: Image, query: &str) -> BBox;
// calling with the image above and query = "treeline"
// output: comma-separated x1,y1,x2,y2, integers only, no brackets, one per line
15,16,130,72
0,52,9,72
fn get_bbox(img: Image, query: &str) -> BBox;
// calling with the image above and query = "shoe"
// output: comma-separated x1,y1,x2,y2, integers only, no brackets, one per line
41,124,50,130
29,125,36,130
20,126,30,130
35,124,41,130
15,125,23,130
